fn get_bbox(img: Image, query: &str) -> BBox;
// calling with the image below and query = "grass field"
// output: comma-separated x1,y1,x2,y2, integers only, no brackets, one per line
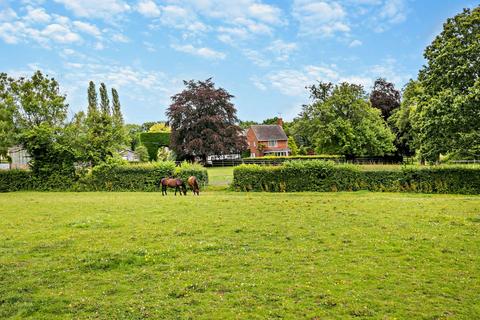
207,167,234,186
1,191,479,319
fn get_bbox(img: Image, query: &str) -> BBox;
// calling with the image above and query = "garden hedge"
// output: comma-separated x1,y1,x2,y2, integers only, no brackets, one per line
232,161,480,194
139,132,171,161
0,161,208,192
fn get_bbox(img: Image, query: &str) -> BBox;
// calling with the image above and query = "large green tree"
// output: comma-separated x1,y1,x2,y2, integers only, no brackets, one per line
294,82,395,158
167,79,247,162
8,71,75,177
414,6,480,161
84,82,125,165
0,73,16,158
389,80,423,157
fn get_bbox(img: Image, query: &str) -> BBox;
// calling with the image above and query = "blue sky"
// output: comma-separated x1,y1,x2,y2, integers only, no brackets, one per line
0,0,477,124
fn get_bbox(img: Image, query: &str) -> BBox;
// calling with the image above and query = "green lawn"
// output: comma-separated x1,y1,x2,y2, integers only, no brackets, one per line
1,191,479,319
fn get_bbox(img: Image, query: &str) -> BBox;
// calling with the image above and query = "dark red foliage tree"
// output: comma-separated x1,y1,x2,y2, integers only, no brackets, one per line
369,78,401,120
167,79,247,162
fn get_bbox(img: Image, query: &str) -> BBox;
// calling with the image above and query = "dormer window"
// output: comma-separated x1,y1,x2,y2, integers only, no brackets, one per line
268,140,277,147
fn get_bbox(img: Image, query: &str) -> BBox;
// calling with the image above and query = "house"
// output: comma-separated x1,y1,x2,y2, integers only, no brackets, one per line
246,118,290,157
119,149,140,162
7,145,31,169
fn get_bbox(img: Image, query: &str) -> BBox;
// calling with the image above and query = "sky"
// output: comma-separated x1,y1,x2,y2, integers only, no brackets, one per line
0,0,478,124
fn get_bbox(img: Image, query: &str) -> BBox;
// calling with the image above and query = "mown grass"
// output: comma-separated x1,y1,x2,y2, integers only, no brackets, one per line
1,191,479,319
207,167,234,186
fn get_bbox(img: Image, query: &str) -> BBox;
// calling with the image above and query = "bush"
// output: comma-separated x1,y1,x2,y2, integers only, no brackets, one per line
232,161,480,194
175,161,208,186
135,145,150,162
244,155,342,160
0,170,33,192
0,161,208,192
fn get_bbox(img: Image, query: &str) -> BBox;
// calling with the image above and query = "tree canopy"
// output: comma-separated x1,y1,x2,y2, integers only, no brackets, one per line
167,79,246,161
370,78,401,120
414,7,480,161
293,82,395,157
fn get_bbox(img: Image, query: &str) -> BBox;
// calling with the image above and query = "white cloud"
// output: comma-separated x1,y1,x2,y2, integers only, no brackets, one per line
243,49,270,67
112,33,129,43
25,6,51,23
248,3,283,24
137,0,161,18
267,40,297,61
171,44,226,60
73,21,101,37
0,22,20,43
255,64,375,96
379,0,407,24
54,0,131,19
149,5,207,35
293,0,350,37
40,23,82,43
0,8,18,21
349,39,362,47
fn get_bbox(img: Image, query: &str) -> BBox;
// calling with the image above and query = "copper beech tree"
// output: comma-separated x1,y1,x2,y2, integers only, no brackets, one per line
167,79,247,162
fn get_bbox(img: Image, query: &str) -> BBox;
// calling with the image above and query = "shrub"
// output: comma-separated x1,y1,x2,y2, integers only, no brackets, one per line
175,161,209,186
233,161,480,194
0,161,208,192
0,170,33,192
135,145,150,162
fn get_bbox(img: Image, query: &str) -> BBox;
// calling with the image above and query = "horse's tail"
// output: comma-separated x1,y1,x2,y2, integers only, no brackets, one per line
193,179,199,191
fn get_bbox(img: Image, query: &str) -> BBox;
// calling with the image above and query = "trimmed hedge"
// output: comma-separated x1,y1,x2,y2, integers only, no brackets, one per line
244,155,342,160
0,170,33,192
139,132,170,161
0,161,208,192
232,161,480,194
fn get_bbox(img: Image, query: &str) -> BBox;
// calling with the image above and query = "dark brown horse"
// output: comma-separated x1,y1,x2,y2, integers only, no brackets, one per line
160,178,187,196
187,176,200,195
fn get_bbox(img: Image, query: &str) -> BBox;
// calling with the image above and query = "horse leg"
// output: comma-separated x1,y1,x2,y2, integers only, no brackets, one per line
175,186,177,196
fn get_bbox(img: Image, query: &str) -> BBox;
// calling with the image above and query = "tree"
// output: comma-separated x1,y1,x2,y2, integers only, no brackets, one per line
414,7,480,161
87,81,97,116
149,122,170,132
369,78,401,120
135,145,149,162
167,79,247,162
8,71,74,177
99,83,110,116
125,123,142,150
238,120,258,129
85,82,123,165
389,80,422,157
287,136,298,156
111,88,127,147
0,73,16,158
294,82,395,158
111,88,123,126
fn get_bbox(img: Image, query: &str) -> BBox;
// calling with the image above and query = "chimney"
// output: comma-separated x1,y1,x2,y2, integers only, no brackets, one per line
277,117,283,127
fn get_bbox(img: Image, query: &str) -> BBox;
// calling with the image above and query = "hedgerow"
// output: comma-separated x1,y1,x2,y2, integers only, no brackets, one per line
232,161,480,194
0,161,208,192
139,132,170,161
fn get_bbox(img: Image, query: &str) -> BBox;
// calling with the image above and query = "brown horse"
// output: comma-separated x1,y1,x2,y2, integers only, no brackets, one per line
160,177,187,196
187,176,200,195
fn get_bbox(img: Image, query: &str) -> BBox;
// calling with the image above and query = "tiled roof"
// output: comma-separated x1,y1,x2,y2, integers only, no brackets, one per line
250,125,288,141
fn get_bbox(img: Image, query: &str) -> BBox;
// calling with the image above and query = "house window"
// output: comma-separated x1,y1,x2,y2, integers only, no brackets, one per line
268,140,277,147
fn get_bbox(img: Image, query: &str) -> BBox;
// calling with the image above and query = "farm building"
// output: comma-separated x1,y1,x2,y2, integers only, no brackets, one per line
246,118,290,157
